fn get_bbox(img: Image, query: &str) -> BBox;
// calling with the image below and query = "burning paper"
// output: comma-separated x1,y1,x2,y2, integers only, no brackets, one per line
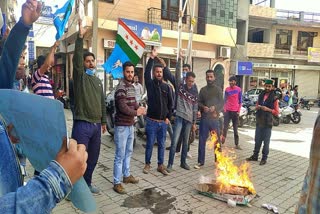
196,131,256,206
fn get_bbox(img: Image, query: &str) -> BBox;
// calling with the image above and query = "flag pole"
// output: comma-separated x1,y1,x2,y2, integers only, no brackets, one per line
176,0,188,80
186,0,196,66
176,0,183,82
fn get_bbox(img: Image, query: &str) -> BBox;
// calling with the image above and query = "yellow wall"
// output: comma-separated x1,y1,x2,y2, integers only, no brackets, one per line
271,25,320,48
98,1,154,22
98,18,237,47
97,1,237,47
249,5,276,19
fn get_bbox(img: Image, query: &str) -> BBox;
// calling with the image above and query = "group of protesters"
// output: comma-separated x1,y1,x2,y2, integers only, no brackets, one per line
0,1,318,213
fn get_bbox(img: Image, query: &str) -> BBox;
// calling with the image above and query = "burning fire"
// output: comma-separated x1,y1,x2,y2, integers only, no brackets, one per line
208,131,256,195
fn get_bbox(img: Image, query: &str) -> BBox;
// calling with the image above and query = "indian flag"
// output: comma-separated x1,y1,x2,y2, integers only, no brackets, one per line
102,19,146,78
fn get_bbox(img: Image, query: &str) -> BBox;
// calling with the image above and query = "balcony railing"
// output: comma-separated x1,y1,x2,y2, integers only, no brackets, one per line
274,46,308,56
276,9,320,23
147,7,206,35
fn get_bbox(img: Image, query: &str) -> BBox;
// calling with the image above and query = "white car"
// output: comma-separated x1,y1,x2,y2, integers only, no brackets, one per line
244,88,263,102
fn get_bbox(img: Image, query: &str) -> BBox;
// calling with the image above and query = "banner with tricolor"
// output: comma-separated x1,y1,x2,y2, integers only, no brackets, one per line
102,19,146,79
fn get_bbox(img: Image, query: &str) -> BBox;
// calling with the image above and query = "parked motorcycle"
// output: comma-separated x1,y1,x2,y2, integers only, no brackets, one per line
278,101,302,124
238,98,256,127
56,89,69,109
299,97,311,110
105,89,147,147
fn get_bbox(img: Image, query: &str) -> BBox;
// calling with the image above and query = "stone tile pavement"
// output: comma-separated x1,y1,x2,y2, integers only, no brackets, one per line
26,109,309,213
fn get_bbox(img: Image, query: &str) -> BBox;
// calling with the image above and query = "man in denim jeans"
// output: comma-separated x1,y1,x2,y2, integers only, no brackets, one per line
0,1,87,212
195,70,223,169
143,48,173,176
113,62,146,194
165,71,198,172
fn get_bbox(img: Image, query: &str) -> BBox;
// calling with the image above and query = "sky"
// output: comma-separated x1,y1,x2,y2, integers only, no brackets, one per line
275,0,320,13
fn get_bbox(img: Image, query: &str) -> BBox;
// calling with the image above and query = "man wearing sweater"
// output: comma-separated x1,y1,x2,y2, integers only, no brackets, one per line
71,20,107,193
113,61,146,194
222,76,242,149
195,70,223,169
165,71,198,172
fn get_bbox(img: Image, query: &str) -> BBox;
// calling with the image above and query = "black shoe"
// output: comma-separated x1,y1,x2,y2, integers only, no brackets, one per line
180,163,190,170
235,145,242,150
246,156,258,161
260,160,267,165
166,146,171,150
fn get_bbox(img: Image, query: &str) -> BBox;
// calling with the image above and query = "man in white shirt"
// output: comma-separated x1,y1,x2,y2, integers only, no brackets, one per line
133,73,144,103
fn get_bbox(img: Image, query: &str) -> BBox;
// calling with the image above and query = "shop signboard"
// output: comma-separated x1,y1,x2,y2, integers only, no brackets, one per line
237,61,253,75
308,47,320,63
121,18,162,46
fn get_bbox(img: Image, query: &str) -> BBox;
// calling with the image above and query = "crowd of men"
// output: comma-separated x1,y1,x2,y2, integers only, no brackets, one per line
0,1,318,213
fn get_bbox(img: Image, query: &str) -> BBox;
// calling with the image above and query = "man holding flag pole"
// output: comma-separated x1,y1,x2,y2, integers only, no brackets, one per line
71,19,107,194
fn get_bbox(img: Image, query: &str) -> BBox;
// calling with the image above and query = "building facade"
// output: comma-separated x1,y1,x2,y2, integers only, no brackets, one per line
246,0,320,99
62,0,239,93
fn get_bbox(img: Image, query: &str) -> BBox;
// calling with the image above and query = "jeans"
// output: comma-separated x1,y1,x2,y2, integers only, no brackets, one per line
0,161,72,214
198,118,220,165
0,120,22,196
72,120,101,186
253,126,272,160
113,126,134,185
168,116,192,166
223,111,239,145
145,118,167,165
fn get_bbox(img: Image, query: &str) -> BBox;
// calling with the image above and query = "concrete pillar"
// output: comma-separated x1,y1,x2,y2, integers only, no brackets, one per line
270,0,276,8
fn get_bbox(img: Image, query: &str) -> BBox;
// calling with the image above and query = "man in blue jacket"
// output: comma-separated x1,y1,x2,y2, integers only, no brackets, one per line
0,1,87,213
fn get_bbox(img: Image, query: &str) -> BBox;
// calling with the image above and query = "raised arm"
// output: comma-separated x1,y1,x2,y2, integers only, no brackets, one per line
73,20,87,82
0,0,41,89
144,48,157,89
38,42,59,76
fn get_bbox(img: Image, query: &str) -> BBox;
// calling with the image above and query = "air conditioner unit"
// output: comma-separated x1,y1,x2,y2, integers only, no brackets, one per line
219,46,231,58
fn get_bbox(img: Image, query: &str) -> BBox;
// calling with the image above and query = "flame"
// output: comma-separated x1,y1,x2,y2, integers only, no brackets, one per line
208,131,256,195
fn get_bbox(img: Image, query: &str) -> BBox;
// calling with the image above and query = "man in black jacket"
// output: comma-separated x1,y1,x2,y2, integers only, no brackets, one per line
246,79,279,165
143,48,173,176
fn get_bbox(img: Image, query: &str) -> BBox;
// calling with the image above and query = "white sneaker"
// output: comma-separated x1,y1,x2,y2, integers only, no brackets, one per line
175,152,180,157
187,152,192,159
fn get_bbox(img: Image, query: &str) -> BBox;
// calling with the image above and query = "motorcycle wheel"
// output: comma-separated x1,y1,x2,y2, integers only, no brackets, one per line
283,116,291,124
291,112,301,124
273,116,280,126
106,113,114,136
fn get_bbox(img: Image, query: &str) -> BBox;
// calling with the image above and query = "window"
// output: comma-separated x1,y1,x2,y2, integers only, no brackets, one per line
161,0,186,22
297,31,316,50
275,29,292,50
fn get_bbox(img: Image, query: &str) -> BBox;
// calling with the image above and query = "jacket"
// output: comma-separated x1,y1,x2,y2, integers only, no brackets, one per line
144,58,173,120
73,35,106,125
0,19,72,213
256,91,276,128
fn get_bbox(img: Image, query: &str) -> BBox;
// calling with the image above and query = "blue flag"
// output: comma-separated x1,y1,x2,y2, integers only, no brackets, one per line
53,0,74,40
102,44,130,79
102,19,146,79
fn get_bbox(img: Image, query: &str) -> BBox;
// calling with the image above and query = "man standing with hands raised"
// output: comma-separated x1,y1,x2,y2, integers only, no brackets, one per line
72,20,107,193
143,48,173,176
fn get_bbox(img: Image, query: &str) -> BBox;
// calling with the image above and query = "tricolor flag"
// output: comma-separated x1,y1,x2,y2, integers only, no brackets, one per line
53,0,74,40
102,19,146,79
